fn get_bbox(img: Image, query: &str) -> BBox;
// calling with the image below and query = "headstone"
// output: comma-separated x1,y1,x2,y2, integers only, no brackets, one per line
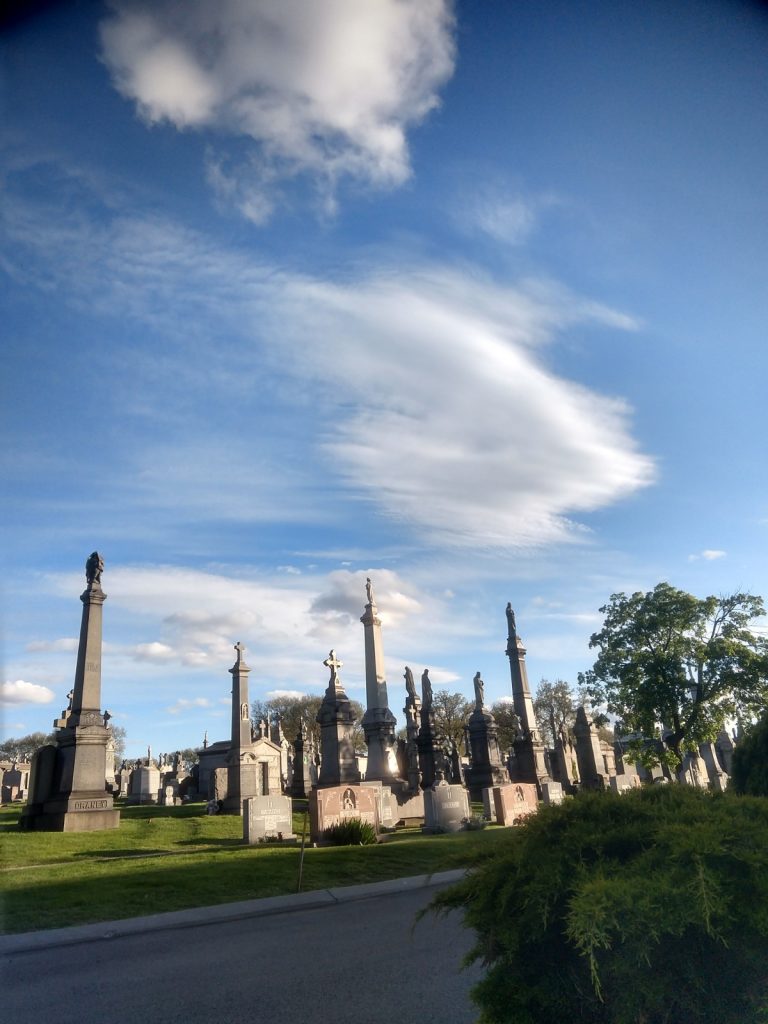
609,774,641,794
482,786,496,822
361,781,396,829
309,784,378,842
243,795,295,844
540,780,564,805
423,780,470,833
492,783,539,826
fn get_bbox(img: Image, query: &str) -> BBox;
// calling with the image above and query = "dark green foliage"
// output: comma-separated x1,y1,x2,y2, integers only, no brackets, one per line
732,715,768,796
0,732,55,761
322,817,377,846
581,583,768,765
430,787,768,1024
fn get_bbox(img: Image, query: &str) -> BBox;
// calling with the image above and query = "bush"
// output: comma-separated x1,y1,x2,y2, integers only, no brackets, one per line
430,787,768,1024
322,817,377,846
731,715,768,796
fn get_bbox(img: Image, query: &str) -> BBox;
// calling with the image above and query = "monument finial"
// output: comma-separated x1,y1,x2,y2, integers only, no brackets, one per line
421,669,433,710
85,551,104,586
365,576,375,606
404,666,416,700
506,602,517,639
234,640,246,661
473,671,485,708
324,649,343,685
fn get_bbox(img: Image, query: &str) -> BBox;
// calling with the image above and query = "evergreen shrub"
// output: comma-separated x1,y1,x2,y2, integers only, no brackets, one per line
731,715,768,796
430,786,768,1024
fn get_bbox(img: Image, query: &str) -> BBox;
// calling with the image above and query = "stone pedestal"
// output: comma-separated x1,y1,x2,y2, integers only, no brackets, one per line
464,685,508,801
20,554,119,832
316,651,361,788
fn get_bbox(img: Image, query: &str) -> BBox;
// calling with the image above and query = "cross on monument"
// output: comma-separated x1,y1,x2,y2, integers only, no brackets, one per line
324,649,343,683
234,641,246,660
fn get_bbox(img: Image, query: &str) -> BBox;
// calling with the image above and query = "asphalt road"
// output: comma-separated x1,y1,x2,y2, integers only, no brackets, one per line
2,884,482,1024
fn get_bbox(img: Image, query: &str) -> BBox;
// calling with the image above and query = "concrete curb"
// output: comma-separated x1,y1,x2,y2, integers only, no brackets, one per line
0,869,466,955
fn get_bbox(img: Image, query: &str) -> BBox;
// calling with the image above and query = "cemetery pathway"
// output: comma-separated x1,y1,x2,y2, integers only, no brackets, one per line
1,874,482,1023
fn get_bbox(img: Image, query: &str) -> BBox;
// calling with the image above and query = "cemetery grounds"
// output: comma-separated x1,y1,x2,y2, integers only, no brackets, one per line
0,800,510,934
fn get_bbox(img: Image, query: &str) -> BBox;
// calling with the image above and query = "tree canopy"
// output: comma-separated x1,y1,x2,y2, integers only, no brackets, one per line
581,583,768,765
432,690,472,748
0,732,55,762
533,679,576,747
252,693,366,752
490,701,520,752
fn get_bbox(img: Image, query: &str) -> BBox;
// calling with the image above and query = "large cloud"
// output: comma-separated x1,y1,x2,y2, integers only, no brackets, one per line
100,0,456,220
1,680,56,706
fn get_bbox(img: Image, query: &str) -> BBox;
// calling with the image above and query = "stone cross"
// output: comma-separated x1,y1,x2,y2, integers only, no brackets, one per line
234,641,246,660
324,649,343,683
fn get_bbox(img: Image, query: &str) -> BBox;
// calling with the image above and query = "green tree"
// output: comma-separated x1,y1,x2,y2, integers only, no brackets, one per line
731,714,768,796
490,701,520,752
580,583,768,767
432,690,472,748
0,732,55,762
430,787,768,1024
110,725,127,765
252,694,366,753
533,679,576,747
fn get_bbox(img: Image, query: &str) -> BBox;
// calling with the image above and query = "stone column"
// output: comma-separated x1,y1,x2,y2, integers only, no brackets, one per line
290,719,314,797
416,669,439,789
505,604,550,791
360,578,398,782
403,667,422,793
316,651,361,787
223,641,254,812
20,552,119,831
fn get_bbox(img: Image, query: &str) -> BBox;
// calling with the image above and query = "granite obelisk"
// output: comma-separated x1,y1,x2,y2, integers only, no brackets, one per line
505,603,550,792
360,577,398,782
21,552,120,831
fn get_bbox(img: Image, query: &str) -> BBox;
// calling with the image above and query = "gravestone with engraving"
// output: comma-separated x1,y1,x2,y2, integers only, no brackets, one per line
492,782,539,826
423,780,470,833
361,780,396,829
309,783,378,842
243,795,295,843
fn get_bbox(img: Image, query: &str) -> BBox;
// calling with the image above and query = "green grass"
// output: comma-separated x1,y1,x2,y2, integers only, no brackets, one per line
0,802,512,934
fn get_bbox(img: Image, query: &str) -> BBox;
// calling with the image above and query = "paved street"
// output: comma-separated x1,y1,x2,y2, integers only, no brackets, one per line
2,884,482,1024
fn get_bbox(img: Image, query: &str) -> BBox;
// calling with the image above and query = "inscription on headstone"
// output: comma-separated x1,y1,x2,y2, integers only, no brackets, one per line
423,781,470,833
243,795,295,844
309,784,378,841
492,783,539,826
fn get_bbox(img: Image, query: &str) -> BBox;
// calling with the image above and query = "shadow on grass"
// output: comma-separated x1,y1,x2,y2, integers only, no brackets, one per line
71,848,175,860
175,837,245,848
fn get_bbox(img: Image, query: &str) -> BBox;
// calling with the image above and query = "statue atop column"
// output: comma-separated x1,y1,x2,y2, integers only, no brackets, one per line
473,671,485,709
506,602,517,639
365,576,375,606
421,669,433,711
85,551,104,587
405,666,417,701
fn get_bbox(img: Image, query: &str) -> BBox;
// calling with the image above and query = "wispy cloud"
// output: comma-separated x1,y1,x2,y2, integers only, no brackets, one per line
166,697,213,715
457,186,560,246
2,166,655,552
26,637,78,653
100,0,456,221
688,549,726,562
1,680,56,706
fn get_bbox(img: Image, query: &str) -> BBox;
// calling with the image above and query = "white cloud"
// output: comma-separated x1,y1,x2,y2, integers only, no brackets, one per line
264,689,307,701
459,187,561,246
26,637,78,653
1,680,56,706
688,549,726,562
166,697,213,715
100,0,456,220
133,642,175,661
2,178,655,551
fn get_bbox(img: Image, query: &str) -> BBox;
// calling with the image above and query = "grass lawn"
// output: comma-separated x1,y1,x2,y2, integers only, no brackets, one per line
0,801,513,935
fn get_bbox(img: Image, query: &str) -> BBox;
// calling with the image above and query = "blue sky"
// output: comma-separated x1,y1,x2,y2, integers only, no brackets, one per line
2,0,767,760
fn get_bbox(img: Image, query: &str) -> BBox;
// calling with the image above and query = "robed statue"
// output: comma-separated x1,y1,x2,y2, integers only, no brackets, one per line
404,666,417,700
86,551,104,585
506,602,517,638
421,669,433,710
473,671,485,708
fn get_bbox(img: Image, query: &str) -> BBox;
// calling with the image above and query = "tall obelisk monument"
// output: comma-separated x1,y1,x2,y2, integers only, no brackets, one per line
505,603,549,791
21,552,120,831
360,577,398,782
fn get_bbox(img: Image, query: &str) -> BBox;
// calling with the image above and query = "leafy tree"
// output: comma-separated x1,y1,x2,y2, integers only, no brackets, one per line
0,732,55,762
110,724,127,764
490,701,520,752
432,690,472,748
430,786,768,1024
252,694,366,753
580,583,768,766
533,679,576,747
731,714,768,796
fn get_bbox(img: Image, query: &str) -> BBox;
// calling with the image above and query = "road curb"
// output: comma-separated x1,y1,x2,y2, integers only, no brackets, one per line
0,869,466,955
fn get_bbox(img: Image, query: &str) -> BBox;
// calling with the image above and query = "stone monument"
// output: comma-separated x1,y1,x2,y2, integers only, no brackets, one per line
360,578,398,782
464,671,508,800
291,718,314,798
416,669,440,789
20,552,120,831
316,650,361,787
573,706,608,790
402,667,422,793
504,604,550,793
